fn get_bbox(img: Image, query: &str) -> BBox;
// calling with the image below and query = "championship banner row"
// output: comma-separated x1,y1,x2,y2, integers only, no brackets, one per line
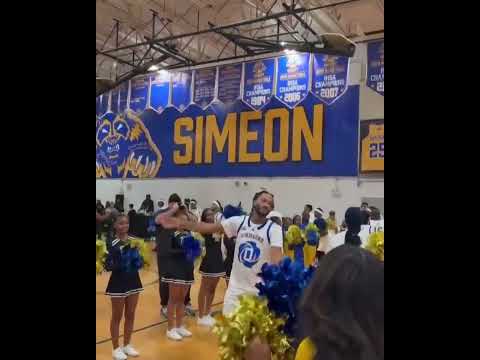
97,52,345,116
96,42,383,117
96,40,384,116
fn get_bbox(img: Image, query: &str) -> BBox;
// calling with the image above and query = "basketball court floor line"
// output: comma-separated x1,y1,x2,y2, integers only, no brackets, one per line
96,301,224,345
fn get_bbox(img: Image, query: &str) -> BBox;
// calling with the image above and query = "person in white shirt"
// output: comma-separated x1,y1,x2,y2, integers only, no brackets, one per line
329,207,366,252
302,204,314,226
359,206,384,244
368,206,384,231
189,199,202,221
158,191,284,315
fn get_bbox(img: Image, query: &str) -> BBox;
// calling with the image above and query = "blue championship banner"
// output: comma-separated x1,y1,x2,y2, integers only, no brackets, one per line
172,71,192,111
243,58,275,110
96,96,102,117
312,54,349,105
118,82,128,113
360,119,384,173
276,52,310,107
97,93,109,115
110,88,119,114
366,41,384,96
194,67,216,108
218,64,242,106
96,85,359,179
130,77,149,113
150,71,170,113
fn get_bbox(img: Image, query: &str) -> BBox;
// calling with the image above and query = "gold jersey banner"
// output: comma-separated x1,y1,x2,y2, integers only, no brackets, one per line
360,119,384,173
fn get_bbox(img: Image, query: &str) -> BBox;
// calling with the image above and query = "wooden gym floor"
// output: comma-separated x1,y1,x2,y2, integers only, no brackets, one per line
96,246,227,360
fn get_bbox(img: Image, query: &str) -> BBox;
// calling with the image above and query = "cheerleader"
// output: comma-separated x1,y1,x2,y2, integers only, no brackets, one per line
293,214,302,227
158,206,195,341
326,210,339,234
197,208,226,326
105,215,142,360
211,200,232,285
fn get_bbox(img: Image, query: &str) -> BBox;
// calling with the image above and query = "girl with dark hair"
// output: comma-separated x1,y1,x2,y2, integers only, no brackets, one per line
329,207,367,251
293,215,302,227
197,208,226,327
244,245,384,360
105,215,143,360
296,245,384,360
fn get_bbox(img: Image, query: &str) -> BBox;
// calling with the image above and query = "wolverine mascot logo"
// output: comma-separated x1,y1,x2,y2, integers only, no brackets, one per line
96,111,162,179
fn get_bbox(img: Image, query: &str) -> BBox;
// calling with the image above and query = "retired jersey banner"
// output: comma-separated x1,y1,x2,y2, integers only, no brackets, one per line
276,52,310,107
96,85,359,179
243,58,275,110
118,82,128,113
150,71,170,113
130,77,149,113
194,67,216,108
172,71,192,111
360,119,384,173
218,64,242,106
312,54,349,105
367,41,384,96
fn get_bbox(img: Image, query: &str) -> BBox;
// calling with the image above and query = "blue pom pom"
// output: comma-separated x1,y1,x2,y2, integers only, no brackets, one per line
105,245,144,272
256,257,316,337
223,205,244,219
104,246,122,272
181,235,202,262
306,230,319,246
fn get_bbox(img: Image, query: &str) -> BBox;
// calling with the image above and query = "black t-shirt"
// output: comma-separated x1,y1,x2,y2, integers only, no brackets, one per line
141,199,154,213
155,208,174,258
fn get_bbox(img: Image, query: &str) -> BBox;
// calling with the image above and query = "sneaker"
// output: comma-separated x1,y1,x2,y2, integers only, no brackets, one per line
161,307,168,319
197,316,213,327
185,305,196,317
123,344,140,357
113,347,127,360
175,326,192,337
205,314,216,326
166,329,183,341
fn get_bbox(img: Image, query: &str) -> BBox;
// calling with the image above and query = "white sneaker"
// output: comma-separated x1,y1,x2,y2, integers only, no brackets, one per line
113,347,128,360
166,329,183,341
123,344,140,357
197,316,213,327
205,314,216,326
161,307,168,319
175,326,192,337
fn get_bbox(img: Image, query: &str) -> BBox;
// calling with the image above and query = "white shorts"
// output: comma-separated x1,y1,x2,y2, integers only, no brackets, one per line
222,286,258,315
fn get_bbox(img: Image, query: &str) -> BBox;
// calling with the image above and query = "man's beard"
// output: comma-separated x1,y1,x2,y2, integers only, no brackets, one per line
253,204,270,217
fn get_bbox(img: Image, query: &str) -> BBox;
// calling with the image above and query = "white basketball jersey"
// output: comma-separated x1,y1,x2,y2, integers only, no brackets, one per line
222,215,283,293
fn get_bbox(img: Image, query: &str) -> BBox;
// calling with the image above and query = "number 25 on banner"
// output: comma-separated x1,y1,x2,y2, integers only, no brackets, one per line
360,119,384,173
369,142,384,159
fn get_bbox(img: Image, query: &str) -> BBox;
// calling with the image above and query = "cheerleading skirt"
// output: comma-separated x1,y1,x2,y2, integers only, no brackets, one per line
105,270,143,298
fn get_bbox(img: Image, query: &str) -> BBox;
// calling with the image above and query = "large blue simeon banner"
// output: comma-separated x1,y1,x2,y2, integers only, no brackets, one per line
96,52,361,179
96,87,359,178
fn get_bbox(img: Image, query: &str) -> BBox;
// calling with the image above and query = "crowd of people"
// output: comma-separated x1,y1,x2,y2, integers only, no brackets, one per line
97,191,384,360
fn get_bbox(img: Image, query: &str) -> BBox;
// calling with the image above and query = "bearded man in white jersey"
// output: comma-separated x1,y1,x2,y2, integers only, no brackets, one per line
158,191,283,315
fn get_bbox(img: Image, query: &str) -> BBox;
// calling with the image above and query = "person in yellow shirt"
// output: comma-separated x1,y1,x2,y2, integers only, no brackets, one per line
245,245,384,360
326,210,338,234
